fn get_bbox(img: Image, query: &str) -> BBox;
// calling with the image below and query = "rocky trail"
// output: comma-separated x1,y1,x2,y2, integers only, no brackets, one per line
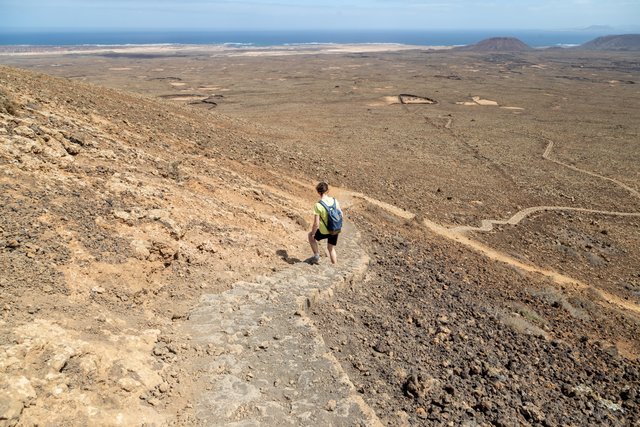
181,222,380,426
0,65,333,426
173,157,639,423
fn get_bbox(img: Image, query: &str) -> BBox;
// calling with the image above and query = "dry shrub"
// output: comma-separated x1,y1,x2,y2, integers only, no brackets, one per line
501,314,550,339
528,287,591,321
508,302,547,325
0,90,19,116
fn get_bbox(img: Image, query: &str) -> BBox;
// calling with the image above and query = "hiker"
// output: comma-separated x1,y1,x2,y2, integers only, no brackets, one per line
308,181,342,264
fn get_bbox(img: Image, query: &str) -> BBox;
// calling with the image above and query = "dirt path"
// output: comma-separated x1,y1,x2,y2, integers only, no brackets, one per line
262,170,640,319
543,139,640,199
421,217,640,317
425,137,640,315
330,191,640,318
259,121,640,319
451,206,640,233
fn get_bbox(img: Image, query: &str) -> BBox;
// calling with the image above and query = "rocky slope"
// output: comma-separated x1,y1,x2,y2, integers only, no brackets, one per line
0,65,312,425
313,205,639,426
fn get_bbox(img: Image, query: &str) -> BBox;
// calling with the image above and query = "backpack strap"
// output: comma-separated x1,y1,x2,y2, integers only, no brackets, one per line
318,199,336,211
318,200,329,229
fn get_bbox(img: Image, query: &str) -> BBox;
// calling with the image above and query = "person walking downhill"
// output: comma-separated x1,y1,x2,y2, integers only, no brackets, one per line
307,182,342,265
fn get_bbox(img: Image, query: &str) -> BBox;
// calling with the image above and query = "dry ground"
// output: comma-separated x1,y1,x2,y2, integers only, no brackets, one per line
0,45,638,425
0,65,314,425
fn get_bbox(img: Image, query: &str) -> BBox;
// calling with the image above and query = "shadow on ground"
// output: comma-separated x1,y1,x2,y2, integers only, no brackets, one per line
276,249,303,265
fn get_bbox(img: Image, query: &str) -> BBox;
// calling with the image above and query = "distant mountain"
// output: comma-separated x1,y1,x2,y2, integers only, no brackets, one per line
580,25,614,31
455,37,532,52
580,34,640,51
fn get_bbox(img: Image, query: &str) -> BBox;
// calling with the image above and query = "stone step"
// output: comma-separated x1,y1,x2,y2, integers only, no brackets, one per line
184,222,381,426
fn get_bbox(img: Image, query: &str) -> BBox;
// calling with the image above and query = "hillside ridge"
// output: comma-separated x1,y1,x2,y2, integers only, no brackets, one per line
580,34,640,50
0,64,314,425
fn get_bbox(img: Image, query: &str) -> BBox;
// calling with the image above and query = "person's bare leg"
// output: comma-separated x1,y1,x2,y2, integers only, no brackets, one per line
327,243,337,264
308,232,319,256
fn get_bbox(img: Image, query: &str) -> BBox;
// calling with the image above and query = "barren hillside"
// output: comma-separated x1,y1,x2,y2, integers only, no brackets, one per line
0,65,314,425
1,48,639,427
455,37,532,52
580,34,640,51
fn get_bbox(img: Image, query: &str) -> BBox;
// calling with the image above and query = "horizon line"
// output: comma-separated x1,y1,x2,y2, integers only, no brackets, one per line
1,27,637,34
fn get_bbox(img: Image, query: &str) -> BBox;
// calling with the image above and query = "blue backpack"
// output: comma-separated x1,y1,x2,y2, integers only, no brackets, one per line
319,199,343,235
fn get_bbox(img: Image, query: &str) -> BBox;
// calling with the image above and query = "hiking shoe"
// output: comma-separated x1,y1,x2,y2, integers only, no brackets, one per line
306,254,320,265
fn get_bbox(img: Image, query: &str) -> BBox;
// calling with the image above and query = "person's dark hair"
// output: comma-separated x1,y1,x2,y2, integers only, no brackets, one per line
316,182,329,195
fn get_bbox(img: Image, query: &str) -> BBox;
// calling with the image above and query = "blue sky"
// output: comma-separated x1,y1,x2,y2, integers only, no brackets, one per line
1,0,639,31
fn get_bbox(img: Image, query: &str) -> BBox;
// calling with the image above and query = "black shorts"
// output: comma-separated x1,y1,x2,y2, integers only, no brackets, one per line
314,229,338,246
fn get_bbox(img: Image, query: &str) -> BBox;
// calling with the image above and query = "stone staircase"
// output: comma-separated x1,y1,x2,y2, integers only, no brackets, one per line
185,222,381,426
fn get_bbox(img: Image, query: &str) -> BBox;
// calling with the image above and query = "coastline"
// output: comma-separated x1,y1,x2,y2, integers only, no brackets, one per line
0,43,452,57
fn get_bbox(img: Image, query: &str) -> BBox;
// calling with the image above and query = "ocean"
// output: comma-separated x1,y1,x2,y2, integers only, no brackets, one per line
0,29,614,48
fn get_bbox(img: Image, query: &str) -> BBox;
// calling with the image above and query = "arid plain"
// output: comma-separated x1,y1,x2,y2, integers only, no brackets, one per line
1,43,639,425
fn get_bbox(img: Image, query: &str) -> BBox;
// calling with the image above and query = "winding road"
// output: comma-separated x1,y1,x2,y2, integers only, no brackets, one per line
451,206,640,234
266,134,639,317
453,138,640,233
334,137,640,317
543,139,640,199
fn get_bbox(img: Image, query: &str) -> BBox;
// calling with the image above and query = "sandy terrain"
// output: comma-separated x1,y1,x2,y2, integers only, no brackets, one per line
0,43,442,58
0,44,638,425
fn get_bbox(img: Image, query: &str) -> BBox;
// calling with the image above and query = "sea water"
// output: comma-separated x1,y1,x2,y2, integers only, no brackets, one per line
0,29,613,48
